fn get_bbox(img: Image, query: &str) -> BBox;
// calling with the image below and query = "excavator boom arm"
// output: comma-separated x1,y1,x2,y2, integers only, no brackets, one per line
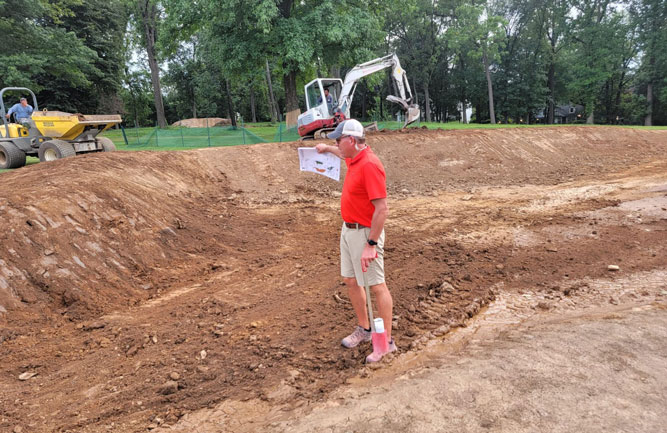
337,54,419,126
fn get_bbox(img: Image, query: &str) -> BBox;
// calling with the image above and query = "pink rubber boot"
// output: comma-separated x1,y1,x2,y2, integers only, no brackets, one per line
365,318,389,363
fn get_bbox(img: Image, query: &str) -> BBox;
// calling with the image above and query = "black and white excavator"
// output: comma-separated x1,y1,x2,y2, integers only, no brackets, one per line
297,53,421,140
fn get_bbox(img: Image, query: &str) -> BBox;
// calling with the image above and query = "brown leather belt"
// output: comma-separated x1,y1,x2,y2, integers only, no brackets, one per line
344,222,368,229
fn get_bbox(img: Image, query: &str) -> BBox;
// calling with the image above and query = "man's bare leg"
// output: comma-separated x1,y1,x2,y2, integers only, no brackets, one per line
370,282,393,341
344,277,370,329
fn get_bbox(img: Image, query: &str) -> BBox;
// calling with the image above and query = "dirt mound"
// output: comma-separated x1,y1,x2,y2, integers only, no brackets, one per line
172,117,231,127
2,127,662,316
0,127,665,432
201,126,667,202
0,151,226,317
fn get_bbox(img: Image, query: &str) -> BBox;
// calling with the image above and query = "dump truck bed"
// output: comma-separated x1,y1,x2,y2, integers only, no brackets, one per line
32,111,122,140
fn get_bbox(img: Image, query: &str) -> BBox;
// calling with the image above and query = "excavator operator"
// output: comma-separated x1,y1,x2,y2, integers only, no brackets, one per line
317,88,335,115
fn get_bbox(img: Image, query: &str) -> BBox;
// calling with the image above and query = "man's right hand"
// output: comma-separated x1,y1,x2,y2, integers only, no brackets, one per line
315,143,329,153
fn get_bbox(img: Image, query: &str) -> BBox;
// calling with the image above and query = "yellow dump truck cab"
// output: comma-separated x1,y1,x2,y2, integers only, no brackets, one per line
1,87,121,170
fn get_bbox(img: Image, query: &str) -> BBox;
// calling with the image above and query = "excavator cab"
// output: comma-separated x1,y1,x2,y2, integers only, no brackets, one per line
298,78,345,139
305,79,343,117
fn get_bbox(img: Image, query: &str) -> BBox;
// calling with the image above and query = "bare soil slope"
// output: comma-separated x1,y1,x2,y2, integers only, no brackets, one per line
0,127,665,432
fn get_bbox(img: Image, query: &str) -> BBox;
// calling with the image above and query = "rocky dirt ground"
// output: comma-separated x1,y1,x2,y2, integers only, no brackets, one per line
0,127,665,432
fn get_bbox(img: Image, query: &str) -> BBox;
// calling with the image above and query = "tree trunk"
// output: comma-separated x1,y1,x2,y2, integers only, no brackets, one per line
361,86,366,120
225,79,237,128
547,60,555,124
191,81,197,117
645,82,653,126
140,0,166,128
132,93,139,127
424,84,431,122
283,69,299,113
379,93,383,119
413,78,418,106
614,73,625,123
283,69,299,127
586,101,594,124
483,49,496,125
458,53,467,123
265,60,278,123
249,83,257,123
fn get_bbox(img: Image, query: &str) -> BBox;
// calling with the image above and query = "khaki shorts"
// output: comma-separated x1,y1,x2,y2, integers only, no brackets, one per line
340,223,385,286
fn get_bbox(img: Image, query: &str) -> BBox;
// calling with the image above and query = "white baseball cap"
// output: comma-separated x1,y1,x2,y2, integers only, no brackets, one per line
327,119,365,139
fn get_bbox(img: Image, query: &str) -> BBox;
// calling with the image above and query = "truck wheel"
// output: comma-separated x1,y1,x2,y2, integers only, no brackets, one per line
0,142,27,169
96,137,116,152
38,139,76,162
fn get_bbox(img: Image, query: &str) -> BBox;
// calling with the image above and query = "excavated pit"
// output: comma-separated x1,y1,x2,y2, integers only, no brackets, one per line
0,126,665,432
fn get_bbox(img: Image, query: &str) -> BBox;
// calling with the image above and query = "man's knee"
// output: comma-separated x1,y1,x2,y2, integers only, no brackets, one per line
370,282,389,296
343,277,360,288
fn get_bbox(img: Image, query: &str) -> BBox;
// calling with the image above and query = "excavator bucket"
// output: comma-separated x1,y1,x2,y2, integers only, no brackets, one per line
386,95,421,128
405,105,421,127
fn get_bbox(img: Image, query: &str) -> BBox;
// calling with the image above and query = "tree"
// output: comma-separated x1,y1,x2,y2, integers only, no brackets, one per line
121,68,156,127
633,0,667,125
385,0,448,123
538,0,572,124
204,0,383,123
164,41,203,119
60,0,128,114
491,0,549,123
130,0,167,127
449,1,506,124
567,0,630,124
0,0,103,111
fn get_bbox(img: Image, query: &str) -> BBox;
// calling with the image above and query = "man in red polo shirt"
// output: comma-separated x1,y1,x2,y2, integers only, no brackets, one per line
315,119,396,362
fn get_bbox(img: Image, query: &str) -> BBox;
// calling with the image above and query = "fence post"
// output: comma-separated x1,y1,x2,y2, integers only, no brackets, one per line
135,122,140,145
180,126,184,147
206,117,211,147
242,117,246,145
155,122,159,147
120,124,129,145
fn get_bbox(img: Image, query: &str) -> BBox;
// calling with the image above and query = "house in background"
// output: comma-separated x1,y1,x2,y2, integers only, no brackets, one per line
536,104,585,124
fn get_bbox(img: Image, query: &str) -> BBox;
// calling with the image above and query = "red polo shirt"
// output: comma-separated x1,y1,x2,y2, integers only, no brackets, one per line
341,147,386,227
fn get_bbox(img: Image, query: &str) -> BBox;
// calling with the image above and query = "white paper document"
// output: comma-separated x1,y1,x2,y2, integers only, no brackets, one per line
297,147,341,181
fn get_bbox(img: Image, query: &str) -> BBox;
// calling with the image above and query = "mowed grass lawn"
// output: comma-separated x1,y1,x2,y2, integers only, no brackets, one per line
99,121,667,151
1,122,664,173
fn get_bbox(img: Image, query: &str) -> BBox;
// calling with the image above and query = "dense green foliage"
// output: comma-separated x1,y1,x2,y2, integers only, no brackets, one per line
2,0,666,125
0,0,126,113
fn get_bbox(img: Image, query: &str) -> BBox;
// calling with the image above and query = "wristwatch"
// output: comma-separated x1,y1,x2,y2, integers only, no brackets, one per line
367,239,378,246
